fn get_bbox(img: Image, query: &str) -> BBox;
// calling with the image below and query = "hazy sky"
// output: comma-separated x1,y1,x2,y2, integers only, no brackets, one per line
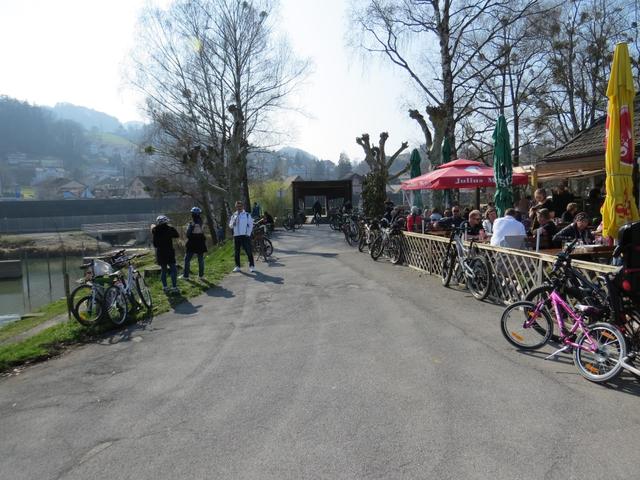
0,0,425,161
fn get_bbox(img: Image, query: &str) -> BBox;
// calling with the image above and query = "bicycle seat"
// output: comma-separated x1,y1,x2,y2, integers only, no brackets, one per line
575,304,605,318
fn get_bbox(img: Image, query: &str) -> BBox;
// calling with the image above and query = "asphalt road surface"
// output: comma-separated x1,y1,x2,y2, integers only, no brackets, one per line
2,226,640,480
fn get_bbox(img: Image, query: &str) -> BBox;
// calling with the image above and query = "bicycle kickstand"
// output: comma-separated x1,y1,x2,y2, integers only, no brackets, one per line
544,345,572,360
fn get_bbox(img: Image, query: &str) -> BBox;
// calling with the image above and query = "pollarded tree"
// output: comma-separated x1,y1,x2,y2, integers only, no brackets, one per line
355,132,408,217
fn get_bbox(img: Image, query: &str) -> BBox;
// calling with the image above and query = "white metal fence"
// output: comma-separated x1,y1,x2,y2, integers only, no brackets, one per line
400,231,618,304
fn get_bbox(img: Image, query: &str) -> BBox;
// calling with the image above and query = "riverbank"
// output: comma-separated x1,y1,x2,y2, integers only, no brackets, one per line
0,231,114,259
0,240,237,373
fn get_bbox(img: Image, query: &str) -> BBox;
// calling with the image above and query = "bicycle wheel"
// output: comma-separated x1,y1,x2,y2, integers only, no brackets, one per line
467,257,491,300
573,323,626,383
73,294,103,327
358,234,367,252
389,237,403,265
135,274,153,310
500,301,553,350
441,252,456,286
104,286,129,326
263,238,273,257
343,226,353,246
370,236,384,260
69,284,93,311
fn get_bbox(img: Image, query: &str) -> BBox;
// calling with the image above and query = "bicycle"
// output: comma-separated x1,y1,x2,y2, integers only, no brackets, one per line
71,258,129,327
313,211,321,227
525,240,609,315
252,224,273,261
106,250,153,317
440,227,492,300
358,219,380,253
369,218,403,264
500,291,626,383
342,213,360,246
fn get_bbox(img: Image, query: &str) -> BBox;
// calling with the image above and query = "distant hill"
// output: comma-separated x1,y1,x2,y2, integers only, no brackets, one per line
50,102,122,132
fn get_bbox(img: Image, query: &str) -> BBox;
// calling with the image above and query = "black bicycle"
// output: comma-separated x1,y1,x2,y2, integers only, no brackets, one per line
440,227,491,300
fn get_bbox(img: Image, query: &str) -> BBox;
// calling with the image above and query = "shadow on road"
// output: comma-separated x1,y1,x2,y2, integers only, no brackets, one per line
206,286,235,298
241,271,284,284
276,248,338,258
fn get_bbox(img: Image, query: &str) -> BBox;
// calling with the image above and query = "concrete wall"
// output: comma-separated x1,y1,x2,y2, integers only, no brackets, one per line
0,198,191,233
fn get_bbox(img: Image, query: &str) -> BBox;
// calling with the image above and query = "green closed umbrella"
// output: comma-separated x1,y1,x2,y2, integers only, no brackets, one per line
493,115,513,217
441,137,452,207
409,148,423,209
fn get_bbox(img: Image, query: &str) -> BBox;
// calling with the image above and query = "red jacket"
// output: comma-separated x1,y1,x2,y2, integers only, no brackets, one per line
406,214,423,232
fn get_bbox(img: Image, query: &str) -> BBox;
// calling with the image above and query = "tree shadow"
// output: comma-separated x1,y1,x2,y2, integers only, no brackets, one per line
276,249,338,258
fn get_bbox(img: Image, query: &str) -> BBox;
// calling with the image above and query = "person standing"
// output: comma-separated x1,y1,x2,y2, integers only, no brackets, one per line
229,200,255,273
183,206,207,281
151,215,180,293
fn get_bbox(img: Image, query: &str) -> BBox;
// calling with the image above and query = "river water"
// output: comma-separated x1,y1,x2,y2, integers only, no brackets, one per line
0,255,83,326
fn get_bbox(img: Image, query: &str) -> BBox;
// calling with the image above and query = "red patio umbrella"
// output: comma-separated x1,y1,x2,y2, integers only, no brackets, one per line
401,160,528,191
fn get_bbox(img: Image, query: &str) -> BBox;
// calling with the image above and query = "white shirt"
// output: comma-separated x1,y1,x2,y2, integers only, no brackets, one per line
228,210,253,237
490,215,526,246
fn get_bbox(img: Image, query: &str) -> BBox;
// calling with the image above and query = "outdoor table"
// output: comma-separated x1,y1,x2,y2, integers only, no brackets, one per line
538,245,615,263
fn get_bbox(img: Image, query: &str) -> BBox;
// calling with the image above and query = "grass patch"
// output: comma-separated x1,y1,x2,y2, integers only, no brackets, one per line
0,299,68,343
0,241,237,372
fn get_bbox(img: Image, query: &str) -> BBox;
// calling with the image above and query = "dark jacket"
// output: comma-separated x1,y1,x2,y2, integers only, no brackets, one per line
459,220,483,236
561,210,575,223
553,224,594,245
437,215,464,230
152,223,179,265
186,218,207,254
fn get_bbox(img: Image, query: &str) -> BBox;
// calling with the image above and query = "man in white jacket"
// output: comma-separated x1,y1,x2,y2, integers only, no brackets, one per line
228,200,255,272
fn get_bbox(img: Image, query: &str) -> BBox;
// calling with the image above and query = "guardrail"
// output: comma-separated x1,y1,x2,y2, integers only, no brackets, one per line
400,231,618,304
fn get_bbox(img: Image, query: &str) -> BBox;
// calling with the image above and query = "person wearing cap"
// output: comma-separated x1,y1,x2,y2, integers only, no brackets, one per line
183,206,207,281
151,215,180,293
553,212,594,245
228,200,255,273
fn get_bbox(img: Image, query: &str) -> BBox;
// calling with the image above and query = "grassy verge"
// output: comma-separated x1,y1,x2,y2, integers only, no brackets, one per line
0,241,237,372
0,299,68,343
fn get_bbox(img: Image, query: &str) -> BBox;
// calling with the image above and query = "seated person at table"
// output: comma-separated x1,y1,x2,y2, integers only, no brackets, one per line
531,208,559,249
553,212,594,245
561,202,579,223
437,206,464,229
529,188,554,230
490,208,526,246
459,209,485,239
406,206,423,232
429,208,443,222
482,208,497,235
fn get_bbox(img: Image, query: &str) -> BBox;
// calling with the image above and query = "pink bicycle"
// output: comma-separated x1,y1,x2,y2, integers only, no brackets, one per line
500,289,627,383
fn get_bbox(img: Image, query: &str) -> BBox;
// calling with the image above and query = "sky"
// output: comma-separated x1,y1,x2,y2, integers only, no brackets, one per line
0,0,426,162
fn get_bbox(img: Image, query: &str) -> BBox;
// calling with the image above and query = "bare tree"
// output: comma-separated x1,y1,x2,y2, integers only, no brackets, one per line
350,0,542,167
131,0,308,215
534,0,636,145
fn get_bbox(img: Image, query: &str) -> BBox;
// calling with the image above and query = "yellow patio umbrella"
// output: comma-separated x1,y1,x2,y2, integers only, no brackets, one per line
602,42,639,240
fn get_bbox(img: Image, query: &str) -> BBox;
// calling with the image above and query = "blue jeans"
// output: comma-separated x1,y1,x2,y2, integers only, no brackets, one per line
184,252,205,277
160,263,177,288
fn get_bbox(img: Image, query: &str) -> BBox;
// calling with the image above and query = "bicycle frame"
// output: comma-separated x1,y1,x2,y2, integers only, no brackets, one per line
529,290,600,357
446,231,475,279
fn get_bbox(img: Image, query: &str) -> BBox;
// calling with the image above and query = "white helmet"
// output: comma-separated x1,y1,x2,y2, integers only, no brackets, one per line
156,215,170,225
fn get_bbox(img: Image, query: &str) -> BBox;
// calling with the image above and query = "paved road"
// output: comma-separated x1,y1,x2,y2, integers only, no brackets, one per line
2,226,640,480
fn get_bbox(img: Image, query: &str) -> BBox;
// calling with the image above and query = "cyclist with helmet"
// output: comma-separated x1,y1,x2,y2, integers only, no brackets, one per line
151,215,180,293
183,206,208,280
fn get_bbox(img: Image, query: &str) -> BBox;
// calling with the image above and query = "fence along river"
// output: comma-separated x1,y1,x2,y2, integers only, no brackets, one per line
0,254,82,326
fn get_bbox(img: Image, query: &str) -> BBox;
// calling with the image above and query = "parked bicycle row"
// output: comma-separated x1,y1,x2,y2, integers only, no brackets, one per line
336,215,640,386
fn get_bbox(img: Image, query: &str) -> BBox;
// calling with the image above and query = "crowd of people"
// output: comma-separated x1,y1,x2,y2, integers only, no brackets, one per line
398,181,606,250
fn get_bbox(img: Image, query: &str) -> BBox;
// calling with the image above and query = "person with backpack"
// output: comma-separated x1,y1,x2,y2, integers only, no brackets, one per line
151,215,180,293
228,200,255,273
183,206,207,280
